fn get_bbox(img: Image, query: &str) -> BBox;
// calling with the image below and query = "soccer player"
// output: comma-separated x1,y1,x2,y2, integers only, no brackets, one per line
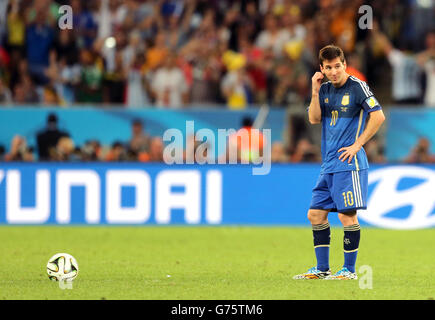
293,45,385,280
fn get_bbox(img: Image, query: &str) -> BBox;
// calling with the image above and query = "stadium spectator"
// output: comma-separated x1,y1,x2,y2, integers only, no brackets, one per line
239,0,262,42
0,0,433,109
0,77,12,104
36,113,70,161
180,12,224,104
75,49,103,103
8,57,28,99
365,137,386,164
346,52,367,82
139,137,164,162
54,29,79,67
221,51,253,109
272,41,310,106
25,10,55,85
12,82,27,104
403,137,435,164
105,141,127,161
416,30,435,107
121,29,145,71
51,136,75,161
290,137,320,163
145,31,169,72
274,8,306,58
125,51,151,107
117,0,154,33
151,53,188,108
255,13,281,57
70,0,98,49
42,85,62,105
94,0,125,41
271,141,289,163
328,0,358,52
12,74,39,104
80,140,102,161
22,73,39,102
26,0,60,26
5,135,34,162
102,51,126,104
238,35,268,103
227,116,265,163
372,23,423,104
5,0,26,61
129,118,151,154
56,60,81,105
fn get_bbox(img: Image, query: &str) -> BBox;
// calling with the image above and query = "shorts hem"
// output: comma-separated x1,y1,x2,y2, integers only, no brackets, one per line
309,207,366,213
309,207,335,211
338,207,367,213
320,168,369,174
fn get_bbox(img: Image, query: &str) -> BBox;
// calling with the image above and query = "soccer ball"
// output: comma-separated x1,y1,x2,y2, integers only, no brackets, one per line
46,253,79,281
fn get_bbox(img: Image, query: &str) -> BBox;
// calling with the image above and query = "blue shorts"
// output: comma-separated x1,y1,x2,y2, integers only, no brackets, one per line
310,169,368,213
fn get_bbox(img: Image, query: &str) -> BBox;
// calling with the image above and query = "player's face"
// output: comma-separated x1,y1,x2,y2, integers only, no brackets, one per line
320,57,347,87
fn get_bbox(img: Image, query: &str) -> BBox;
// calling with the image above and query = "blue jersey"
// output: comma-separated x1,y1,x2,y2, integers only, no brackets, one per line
316,75,382,174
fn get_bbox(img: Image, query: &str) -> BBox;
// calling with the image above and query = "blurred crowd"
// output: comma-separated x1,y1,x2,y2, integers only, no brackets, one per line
2,113,165,162
2,112,434,164
0,0,434,110
0,0,434,164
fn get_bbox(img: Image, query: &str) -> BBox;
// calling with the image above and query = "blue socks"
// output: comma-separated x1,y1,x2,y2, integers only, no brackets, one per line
312,223,331,272
343,224,360,273
312,223,361,273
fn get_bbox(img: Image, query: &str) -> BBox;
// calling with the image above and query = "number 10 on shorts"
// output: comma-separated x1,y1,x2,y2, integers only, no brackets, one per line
342,191,354,207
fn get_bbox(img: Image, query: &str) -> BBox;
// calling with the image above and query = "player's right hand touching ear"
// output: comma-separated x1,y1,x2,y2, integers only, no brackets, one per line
312,72,324,95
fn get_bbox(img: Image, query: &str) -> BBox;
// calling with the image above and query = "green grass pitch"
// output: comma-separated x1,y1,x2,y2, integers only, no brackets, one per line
0,226,434,300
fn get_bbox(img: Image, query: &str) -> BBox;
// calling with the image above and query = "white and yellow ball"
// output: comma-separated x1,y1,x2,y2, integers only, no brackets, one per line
46,253,79,282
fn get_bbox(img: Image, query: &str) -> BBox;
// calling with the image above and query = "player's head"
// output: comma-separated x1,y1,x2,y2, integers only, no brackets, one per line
46,113,58,129
319,45,347,86
132,118,144,135
241,116,254,128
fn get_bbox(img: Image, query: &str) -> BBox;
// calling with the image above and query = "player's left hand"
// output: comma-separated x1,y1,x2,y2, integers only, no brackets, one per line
338,143,362,163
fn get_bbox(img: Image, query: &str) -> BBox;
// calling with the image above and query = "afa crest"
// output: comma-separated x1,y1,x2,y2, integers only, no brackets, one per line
341,94,350,106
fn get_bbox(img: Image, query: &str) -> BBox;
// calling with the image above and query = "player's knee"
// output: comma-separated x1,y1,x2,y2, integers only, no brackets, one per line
307,210,328,225
338,212,358,226
307,211,313,222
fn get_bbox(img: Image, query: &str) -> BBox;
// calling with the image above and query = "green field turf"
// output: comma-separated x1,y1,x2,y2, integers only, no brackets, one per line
0,226,434,300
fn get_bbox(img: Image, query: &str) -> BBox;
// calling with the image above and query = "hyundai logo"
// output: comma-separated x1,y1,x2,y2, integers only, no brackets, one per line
358,166,435,229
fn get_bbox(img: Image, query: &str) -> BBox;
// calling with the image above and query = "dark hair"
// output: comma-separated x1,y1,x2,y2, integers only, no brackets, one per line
319,45,345,66
132,118,143,127
47,113,58,124
241,116,254,127
112,141,124,148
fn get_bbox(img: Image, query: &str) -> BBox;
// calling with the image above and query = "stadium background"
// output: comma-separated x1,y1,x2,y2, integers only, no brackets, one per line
1,0,434,228
0,0,435,301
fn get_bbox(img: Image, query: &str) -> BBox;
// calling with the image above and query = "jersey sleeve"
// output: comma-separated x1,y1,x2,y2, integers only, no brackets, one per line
354,80,382,113
319,84,326,113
